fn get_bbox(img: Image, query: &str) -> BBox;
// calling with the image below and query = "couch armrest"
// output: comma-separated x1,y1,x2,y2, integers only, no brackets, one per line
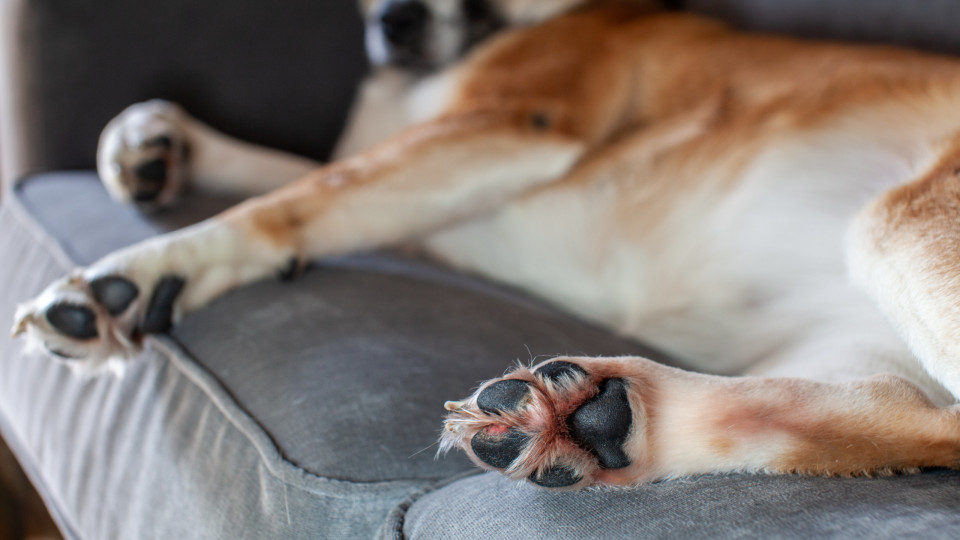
0,0,369,192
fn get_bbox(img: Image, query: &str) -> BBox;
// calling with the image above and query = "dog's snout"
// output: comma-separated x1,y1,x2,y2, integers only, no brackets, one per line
380,0,430,50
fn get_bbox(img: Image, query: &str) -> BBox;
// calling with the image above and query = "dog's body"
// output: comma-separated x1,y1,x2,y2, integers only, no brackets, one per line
12,1,960,488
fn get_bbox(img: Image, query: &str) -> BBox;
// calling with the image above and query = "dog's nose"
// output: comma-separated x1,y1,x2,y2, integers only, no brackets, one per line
380,0,430,50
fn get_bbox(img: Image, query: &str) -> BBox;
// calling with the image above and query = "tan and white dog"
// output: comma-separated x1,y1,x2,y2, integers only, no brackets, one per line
11,0,960,489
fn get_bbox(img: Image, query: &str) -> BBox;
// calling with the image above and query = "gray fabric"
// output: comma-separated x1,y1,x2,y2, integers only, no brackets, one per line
393,470,960,539
686,0,960,55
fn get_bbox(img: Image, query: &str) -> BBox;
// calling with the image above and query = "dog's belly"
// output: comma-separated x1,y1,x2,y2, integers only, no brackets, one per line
423,117,932,375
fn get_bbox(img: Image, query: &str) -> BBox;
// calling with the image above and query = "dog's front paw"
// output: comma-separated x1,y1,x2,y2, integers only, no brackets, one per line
442,358,645,489
11,247,190,373
97,100,191,209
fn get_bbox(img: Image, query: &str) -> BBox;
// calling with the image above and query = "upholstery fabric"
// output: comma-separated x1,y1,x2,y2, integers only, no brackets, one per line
686,0,960,54
1,173,668,537
389,470,960,540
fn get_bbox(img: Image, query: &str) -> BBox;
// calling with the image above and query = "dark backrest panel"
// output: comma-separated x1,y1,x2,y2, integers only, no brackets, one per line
685,0,960,55
15,0,368,173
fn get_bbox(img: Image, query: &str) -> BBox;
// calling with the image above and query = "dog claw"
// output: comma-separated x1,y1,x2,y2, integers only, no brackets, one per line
10,311,29,338
444,400,466,411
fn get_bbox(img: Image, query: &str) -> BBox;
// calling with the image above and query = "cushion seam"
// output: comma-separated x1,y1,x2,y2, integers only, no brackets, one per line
151,336,453,495
376,470,485,540
6,189,440,497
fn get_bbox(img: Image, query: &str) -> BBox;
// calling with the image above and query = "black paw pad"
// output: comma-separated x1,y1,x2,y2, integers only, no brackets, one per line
133,159,167,201
567,378,633,469
477,379,532,414
135,158,168,182
143,135,173,150
536,360,587,383
90,276,139,315
46,303,98,340
529,464,581,488
471,426,530,469
139,276,185,334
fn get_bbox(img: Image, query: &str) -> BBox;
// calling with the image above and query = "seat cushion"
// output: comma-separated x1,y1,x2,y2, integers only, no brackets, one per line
0,173,668,538
390,470,960,539
6,174,960,540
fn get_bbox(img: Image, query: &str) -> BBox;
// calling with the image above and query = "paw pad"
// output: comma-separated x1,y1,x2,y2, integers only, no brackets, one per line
471,425,530,469
477,379,532,414
529,464,581,488
140,276,185,334
132,159,168,201
45,303,98,340
535,360,587,382
567,378,632,469
90,276,139,315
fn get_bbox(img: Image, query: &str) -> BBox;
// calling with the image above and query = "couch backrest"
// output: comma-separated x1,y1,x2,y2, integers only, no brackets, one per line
0,0,369,191
686,0,960,54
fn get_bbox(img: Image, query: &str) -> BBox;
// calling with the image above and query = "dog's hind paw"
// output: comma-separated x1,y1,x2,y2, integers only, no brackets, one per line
97,100,191,209
441,357,648,489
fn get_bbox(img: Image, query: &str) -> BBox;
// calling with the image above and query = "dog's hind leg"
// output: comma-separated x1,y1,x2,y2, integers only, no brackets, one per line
441,356,960,488
847,134,960,401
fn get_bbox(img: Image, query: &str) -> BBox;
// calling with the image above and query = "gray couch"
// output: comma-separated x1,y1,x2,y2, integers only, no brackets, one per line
2,1,960,538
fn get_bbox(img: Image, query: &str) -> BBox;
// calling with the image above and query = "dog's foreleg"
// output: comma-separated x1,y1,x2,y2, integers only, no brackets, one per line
442,356,960,488
13,109,586,368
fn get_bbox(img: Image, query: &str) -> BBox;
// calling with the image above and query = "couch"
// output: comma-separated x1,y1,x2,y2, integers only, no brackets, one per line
2,1,960,538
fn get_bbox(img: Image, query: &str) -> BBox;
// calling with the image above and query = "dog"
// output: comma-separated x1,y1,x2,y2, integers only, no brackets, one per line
11,0,960,490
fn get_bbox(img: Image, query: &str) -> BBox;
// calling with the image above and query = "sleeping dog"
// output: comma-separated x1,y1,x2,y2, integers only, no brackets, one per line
12,0,960,489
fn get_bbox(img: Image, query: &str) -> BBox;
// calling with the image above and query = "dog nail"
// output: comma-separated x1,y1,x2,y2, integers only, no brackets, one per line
529,464,581,488
139,276,185,334
471,425,530,469
444,400,466,411
46,303,98,340
535,360,587,383
477,379,532,414
90,276,139,315
568,378,633,469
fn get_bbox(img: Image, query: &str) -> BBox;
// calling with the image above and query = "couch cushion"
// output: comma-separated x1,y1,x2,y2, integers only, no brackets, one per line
389,470,960,539
1,172,669,537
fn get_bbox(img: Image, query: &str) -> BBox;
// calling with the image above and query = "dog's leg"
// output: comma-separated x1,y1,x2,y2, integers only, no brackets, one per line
97,100,320,207
847,135,960,400
441,356,960,489
11,108,588,369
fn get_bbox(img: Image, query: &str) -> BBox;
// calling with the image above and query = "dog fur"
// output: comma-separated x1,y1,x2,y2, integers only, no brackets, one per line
12,0,960,487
